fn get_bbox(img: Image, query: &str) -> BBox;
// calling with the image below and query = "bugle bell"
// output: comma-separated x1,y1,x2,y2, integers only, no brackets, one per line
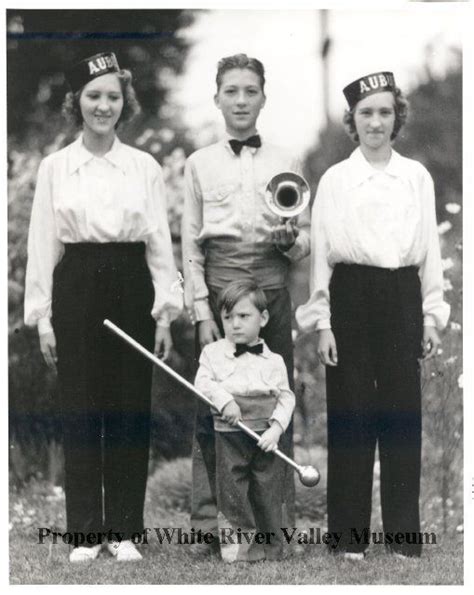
265,171,311,218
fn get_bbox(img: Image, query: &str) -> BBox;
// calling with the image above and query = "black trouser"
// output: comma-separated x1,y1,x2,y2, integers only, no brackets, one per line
326,264,423,557
190,286,295,535
52,242,155,542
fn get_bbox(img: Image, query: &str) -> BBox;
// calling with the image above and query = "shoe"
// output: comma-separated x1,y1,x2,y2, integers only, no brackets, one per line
393,552,417,560
344,552,365,561
107,540,142,562
69,544,101,563
283,543,306,558
188,542,218,557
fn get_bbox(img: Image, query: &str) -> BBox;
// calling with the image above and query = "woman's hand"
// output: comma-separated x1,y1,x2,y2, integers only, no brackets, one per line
154,325,173,361
197,319,221,349
271,219,299,251
221,400,242,426
39,330,58,372
317,329,338,366
422,326,441,360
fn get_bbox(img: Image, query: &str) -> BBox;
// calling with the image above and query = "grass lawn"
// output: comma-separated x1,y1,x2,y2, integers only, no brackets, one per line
9,470,463,585
9,510,464,585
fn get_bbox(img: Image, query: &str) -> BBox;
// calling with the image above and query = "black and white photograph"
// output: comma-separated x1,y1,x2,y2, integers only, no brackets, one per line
4,0,469,587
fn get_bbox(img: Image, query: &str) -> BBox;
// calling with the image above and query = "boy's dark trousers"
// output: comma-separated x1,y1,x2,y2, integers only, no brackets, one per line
190,285,295,537
216,431,286,561
326,263,423,557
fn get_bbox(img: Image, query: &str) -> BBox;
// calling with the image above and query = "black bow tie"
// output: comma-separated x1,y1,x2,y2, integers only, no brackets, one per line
229,135,261,155
234,342,264,358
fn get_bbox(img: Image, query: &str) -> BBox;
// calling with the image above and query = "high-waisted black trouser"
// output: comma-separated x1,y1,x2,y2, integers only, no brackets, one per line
52,242,155,542
326,264,423,557
190,286,295,536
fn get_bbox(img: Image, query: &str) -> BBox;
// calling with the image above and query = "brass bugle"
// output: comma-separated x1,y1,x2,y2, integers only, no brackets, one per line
265,171,311,218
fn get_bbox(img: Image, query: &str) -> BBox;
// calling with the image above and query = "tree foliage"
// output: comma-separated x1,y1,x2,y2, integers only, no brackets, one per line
7,10,195,136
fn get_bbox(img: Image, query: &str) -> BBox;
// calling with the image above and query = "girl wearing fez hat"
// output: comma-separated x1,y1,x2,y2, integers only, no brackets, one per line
297,72,449,559
24,52,182,562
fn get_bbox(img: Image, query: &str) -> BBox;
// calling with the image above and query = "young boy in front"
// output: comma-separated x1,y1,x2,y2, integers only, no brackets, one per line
182,53,309,554
194,279,295,563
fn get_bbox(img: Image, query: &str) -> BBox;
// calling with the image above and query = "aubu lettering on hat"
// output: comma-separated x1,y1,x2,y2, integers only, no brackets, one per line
343,71,396,109
66,52,121,93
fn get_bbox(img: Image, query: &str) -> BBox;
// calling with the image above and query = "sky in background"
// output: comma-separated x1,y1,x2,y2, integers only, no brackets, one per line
176,6,463,153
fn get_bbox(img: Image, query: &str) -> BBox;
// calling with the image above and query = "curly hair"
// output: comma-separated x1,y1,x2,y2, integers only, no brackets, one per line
62,69,140,128
216,53,265,92
343,87,408,143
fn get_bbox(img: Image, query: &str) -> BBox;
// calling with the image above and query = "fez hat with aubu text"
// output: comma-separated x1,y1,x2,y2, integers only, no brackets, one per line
66,52,121,93
343,71,397,109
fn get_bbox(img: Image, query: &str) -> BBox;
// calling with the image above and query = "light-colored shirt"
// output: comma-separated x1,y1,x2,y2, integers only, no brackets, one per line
182,135,310,322
24,134,183,333
195,338,295,433
296,147,450,332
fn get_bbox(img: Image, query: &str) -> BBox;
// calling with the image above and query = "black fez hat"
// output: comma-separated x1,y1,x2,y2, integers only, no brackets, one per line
66,52,121,93
343,71,396,109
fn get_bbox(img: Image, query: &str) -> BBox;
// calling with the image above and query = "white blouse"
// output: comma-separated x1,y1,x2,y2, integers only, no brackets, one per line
296,147,450,332
24,135,183,333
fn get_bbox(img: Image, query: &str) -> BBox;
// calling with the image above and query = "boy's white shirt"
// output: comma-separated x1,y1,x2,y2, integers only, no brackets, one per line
195,338,295,432
181,135,310,323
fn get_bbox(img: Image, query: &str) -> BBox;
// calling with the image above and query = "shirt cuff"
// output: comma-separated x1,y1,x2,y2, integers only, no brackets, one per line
269,418,285,433
194,299,214,322
316,319,332,331
210,388,235,413
156,312,170,328
270,411,291,432
278,240,301,261
423,315,437,328
38,317,53,336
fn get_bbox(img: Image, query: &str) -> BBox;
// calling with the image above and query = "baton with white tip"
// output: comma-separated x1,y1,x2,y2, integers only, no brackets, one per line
103,319,320,487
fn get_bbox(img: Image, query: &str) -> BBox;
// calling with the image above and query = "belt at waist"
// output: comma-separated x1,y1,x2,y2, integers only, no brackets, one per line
64,242,146,256
333,263,419,277
204,239,289,289
213,392,276,433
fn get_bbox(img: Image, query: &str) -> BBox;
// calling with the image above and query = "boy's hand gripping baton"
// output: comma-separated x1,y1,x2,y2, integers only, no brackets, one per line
103,319,320,487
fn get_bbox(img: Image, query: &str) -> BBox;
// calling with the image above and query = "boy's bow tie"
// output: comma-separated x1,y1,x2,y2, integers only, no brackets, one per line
234,343,264,357
229,135,261,155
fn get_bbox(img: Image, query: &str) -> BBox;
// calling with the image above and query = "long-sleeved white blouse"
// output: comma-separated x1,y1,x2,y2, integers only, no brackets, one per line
24,134,182,333
296,147,450,332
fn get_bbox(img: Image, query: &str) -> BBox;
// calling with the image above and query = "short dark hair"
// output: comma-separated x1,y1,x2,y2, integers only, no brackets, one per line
61,69,140,128
343,87,409,142
216,53,265,92
217,279,268,315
